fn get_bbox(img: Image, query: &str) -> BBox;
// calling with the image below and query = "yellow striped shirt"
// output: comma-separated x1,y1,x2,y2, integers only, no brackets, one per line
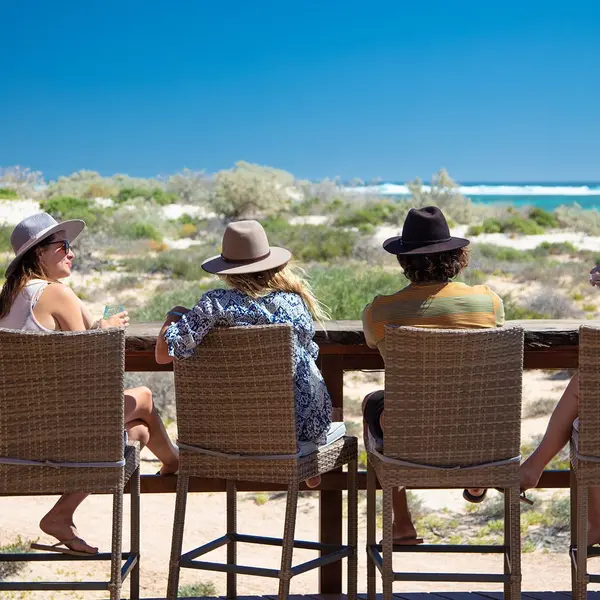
362,281,505,361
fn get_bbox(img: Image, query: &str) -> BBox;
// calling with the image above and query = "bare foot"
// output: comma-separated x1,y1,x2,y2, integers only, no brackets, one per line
39,514,98,554
392,520,419,542
520,457,543,492
159,450,180,475
305,476,321,488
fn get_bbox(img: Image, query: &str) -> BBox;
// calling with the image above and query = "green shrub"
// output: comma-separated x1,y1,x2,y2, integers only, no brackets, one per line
472,244,537,263
335,201,403,232
468,216,544,236
0,536,29,580
122,246,216,281
307,265,403,319
116,186,178,206
41,196,101,227
0,225,12,253
130,222,163,241
263,217,358,262
0,187,18,199
177,581,217,597
528,207,560,228
133,281,218,321
533,241,578,256
503,294,550,320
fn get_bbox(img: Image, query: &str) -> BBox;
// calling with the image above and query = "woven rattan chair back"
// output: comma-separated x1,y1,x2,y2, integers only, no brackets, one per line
0,327,126,493
576,325,600,457
382,324,524,467
173,324,298,457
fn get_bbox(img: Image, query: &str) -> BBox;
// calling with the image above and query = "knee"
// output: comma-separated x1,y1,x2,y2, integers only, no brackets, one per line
138,386,154,408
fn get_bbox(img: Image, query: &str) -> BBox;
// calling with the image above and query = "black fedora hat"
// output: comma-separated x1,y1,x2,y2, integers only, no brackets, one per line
383,206,469,255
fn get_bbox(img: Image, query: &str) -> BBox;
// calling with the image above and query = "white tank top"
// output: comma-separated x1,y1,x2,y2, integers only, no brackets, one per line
0,279,54,332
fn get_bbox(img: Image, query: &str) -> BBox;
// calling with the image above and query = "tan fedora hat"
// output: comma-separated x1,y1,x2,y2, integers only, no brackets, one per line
202,220,292,275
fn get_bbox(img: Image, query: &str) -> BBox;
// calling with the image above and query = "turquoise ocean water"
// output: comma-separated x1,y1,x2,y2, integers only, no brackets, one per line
353,182,600,211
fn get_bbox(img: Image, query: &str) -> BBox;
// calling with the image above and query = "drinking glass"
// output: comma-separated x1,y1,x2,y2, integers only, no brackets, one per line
103,304,126,319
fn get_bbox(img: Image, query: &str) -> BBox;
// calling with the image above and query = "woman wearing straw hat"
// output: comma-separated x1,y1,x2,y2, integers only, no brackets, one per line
155,220,334,486
0,212,179,555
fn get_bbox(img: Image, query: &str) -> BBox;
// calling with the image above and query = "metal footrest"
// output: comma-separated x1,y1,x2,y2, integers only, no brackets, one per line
367,543,510,583
0,551,139,592
179,532,353,579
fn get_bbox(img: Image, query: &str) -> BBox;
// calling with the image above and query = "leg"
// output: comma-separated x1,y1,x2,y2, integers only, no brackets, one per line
382,486,394,600
226,480,237,600
109,489,124,600
39,492,97,554
362,392,419,543
130,465,141,600
125,419,150,448
521,373,579,490
366,462,377,600
278,483,298,600
504,485,521,600
125,386,179,474
167,473,190,600
588,486,600,546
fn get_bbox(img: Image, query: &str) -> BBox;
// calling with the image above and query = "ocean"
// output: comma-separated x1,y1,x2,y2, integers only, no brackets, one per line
352,182,600,211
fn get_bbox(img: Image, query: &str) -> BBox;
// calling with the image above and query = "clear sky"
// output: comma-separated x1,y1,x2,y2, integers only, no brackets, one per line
1,0,599,182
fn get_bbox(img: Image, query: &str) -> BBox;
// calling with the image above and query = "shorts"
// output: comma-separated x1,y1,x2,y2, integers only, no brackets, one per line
363,389,385,441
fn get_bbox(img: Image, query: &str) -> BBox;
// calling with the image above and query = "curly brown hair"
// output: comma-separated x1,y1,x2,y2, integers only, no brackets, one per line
398,247,470,284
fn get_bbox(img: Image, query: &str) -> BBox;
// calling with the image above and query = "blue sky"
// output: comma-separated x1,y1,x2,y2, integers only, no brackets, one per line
1,0,599,182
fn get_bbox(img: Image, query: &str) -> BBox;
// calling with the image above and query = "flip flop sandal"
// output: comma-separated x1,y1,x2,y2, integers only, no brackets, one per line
30,538,98,557
377,537,424,546
463,487,534,506
463,488,487,503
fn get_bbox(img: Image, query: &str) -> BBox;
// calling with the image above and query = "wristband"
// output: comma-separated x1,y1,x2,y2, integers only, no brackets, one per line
168,310,186,318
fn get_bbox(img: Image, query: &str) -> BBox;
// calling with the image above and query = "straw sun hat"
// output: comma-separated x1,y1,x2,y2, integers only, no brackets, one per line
5,212,85,277
202,220,291,275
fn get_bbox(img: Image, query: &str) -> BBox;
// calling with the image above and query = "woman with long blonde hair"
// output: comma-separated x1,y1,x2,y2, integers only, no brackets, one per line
156,220,334,484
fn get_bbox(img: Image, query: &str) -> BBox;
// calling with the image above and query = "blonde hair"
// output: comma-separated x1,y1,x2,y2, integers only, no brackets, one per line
220,263,329,322
0,246,49,319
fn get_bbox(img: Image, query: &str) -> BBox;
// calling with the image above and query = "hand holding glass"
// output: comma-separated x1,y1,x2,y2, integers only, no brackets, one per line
103,304,128,327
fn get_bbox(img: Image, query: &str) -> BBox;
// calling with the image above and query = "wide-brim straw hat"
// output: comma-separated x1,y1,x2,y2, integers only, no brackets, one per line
202,220,292,275
5,212,85,277
383,205,469,256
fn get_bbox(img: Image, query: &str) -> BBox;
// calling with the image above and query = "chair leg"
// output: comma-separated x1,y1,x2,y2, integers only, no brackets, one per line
382,485,394,600
571,469,578,600
574,482,589,600
227,479,237,600
130,466,141,600
347,458,358,600
503,486,521,600
366,461,377,600
109,489,124,600
278,482,299,600
167,473,190,600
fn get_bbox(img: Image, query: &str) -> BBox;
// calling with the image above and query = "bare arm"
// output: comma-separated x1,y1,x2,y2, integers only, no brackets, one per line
155,306,190,364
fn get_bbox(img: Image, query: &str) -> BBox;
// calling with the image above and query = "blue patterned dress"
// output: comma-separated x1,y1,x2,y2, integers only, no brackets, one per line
164,288,332,443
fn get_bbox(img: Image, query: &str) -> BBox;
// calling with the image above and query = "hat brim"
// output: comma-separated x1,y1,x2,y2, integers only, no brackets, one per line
383,236,470,256
5,219,86,278
202,246,292,275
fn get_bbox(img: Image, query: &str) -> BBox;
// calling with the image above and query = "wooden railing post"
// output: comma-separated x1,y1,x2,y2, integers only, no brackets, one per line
318,354,344,594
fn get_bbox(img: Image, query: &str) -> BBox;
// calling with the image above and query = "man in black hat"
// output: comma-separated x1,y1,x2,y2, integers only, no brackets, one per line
362,206,505,543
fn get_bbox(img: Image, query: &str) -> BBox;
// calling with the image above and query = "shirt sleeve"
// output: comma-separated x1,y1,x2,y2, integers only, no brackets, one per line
492,292,505,327
164,291,228,359
362,302,378,348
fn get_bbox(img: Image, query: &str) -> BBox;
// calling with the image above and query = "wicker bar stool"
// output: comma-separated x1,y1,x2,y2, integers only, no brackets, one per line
167,324,357,600
570,325,600,599
0,328,140,600
366,325,524,600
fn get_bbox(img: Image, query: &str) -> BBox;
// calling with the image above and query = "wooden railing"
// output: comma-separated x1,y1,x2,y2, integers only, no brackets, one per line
119,319,587,593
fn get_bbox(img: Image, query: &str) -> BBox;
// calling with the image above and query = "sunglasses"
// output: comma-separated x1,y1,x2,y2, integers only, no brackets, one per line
40,239,71,254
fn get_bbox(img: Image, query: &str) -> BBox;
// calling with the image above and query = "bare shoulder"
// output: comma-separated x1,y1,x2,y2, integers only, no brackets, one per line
38,282,80,308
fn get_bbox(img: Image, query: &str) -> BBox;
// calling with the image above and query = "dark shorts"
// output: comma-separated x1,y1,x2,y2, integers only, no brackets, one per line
363,389,385,440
